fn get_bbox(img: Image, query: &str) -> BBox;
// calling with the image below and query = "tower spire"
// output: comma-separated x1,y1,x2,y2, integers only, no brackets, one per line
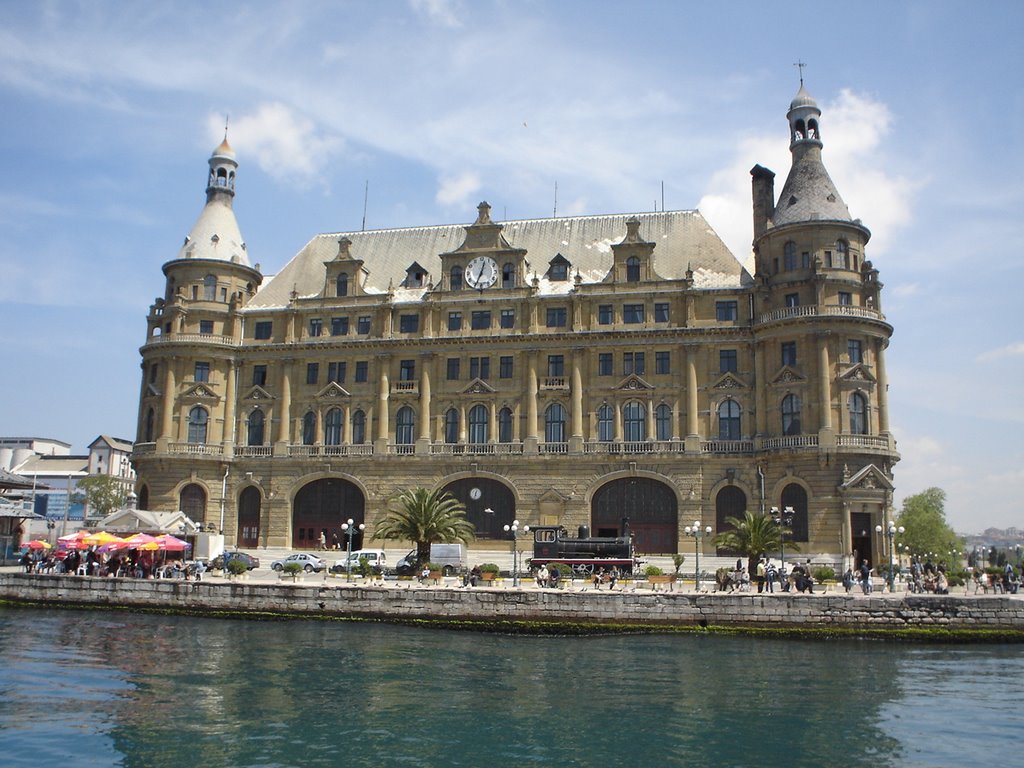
794,59,807,87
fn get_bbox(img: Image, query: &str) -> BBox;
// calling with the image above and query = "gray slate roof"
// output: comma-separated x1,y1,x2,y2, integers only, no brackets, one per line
247,209,748,310
771,146,853,227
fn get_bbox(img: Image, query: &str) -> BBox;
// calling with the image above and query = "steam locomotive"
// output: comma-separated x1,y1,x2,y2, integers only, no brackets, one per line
529,519,637,575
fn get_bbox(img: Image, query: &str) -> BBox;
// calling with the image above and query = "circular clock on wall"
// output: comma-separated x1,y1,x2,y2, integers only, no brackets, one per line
469,487,482,500
465,256,499,290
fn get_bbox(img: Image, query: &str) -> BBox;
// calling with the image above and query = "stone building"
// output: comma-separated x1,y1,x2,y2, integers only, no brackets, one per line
132,84,898,567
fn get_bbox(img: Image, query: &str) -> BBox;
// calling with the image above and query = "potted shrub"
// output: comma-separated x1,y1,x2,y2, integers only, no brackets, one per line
226,558,249,579
282,562,305,581
425,562,443,583
478,563,500,582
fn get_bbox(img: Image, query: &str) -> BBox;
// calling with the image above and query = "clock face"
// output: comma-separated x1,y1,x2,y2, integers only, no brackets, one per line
466,256,498,289
469,487,482,500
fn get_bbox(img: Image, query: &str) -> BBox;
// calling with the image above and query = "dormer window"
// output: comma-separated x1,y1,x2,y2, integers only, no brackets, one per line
450,266,464,290
502,262,515,289
336,273,349,296
548,254,571,281
403,261,428,288
626,256,641,282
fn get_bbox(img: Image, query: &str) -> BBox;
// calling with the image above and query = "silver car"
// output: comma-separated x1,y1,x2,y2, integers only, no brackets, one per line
271,553,326,573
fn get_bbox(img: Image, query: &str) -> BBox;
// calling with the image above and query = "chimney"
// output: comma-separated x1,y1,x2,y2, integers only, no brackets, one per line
750,165,776,241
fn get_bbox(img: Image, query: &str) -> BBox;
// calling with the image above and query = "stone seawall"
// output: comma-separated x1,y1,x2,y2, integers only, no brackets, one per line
3,574,1024,637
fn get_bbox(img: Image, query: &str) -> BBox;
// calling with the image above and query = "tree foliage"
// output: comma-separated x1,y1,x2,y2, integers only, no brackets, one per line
712,509,799,573
373,488,475,564
894,488,963,568
72,476,128,522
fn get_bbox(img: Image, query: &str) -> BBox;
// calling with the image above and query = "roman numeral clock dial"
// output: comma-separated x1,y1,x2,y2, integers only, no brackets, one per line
466,256,498,290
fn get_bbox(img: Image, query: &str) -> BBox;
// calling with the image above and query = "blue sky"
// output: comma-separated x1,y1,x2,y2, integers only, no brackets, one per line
1,0,1021,533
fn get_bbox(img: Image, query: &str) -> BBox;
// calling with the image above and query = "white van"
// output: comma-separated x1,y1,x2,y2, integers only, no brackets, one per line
396,544,466,576
331,548,387,575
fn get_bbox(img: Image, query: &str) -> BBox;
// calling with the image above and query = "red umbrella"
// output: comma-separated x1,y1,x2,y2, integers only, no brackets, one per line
154,534,191,551
25,539,52,550
57,531,91,550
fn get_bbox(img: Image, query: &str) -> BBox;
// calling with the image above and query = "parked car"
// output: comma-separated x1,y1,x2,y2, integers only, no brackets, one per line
271,553,326,573
209,551,260,570
396,544,466,576
330,549,387,575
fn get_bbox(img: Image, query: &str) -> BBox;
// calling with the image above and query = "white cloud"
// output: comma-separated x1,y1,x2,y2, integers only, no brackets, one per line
207,103,342,185
890,282,921,298
409,0,464,28
977,341,1024,362
435,170,481,207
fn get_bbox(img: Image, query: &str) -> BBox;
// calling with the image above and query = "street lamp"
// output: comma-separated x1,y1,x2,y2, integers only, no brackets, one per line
340,518,365,581
683,521,712,592
771,505,795,569
503,518,530,587
875,522,905,592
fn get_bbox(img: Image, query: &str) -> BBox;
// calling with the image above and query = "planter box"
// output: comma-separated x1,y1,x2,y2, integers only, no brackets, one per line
646,574,677,591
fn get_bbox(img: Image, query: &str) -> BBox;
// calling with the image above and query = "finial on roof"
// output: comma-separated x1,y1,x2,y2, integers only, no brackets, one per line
475,201,492,225
794,59,806,87
336,237,353,260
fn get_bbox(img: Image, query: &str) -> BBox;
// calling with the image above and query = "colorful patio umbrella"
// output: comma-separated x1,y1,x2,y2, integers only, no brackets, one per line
57,530,92,550
82,531,125,548
25,539,52,550
101,532,158,552
154,534,191,551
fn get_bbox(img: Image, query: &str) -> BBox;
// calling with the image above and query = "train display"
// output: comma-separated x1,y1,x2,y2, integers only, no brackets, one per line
529,520,638,575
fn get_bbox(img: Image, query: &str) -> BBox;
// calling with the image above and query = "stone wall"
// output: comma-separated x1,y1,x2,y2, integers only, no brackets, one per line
2,573,1023,634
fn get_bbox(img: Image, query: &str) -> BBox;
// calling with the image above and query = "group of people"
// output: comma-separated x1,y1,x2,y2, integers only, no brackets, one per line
19,547,202,580
751,557,815,594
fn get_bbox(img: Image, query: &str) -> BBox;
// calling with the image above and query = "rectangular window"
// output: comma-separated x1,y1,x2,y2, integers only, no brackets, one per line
399,314,419,333
784,249,797,272
149,363,158,384
654,303,670,323
824,250,833,268
448,312,462,331
470,356,490,380
716,301,738,321
447,358,461,380
500,309,515,329
781,341,797,367
220,287,227,302
546,307,567,327
655,351,670,374
254,321,273,340
399,359,415,381
624,352,645,376
357,316,371,334
331,317,349,336
327,362,346,384
199,319,214,335
354,361,368,382
547,355,564,377
720,349,738,373
838,292,852,306
253,365,267,386
848,339,863,364
598,352,613,376
499,356,513,379
598,305,613,325
194,362,210,382
471,311,491,330
785,293,800,307
623,304,645,324
306,363,319,385
309,318,323,337
801,252,811,269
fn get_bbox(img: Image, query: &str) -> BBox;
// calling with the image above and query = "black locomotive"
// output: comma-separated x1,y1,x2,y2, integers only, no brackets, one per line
529,520,637,575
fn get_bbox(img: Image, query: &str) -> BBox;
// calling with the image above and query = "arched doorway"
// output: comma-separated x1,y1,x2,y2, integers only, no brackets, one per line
237,486,261,548
292,478,365,550
440,478,515,539
714,486,747,556
180,483,207,529
779,483,809,542
137,485,149,511
591,478,677,554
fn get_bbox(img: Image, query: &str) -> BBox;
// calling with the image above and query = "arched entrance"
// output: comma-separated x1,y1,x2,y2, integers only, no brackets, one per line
779,483,809,542
714,486,747,556
591,478,677,554
292,478,365,550
237,486,261,548
440,478,515,539
180,483,207,529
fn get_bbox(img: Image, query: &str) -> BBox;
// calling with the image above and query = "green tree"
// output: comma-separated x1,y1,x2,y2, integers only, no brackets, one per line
72,476,128,522
894,488,963,570
373,488,475,565
712,509,799,574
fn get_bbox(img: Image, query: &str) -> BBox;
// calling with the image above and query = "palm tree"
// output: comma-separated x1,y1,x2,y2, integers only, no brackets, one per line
713,509,799,574
374,488,475,565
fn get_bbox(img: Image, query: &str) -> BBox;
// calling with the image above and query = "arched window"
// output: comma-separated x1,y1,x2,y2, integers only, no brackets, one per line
783,241,797,272
502,262,515,289
180,483,207,524
597,404,614,442
144,408,155,442
837,240,850,269
849,392,868,435
544,403,566,444
782,394,801,436
324,408,343,445
247,409,265,446
302,412,316,445
444,408,459,444
450,266,464,291
718,400,741,441
780,483,810,542
655,404,672,441
203,274,217,301
498,407,513,443
469,404,489,444
336,273,349,297
396,406,416,445
626,256,641,282
187,406,208,444
623,401,646,442
352,410,366,445
137,485,149,511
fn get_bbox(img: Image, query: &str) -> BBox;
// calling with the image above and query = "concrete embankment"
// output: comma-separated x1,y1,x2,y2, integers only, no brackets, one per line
3,573,1023,640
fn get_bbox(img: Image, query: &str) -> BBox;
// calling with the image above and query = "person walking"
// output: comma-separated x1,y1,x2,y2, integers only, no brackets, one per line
765,559,777,593
859,560,872,594
756,557,766,593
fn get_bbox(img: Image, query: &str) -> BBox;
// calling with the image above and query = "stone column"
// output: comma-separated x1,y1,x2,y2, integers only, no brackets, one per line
525,353,539,453
875,339,890,435
222,360,237,452
275,360,292,455
158,361,177,448
818,334,833,432
685,345,700,452
375,356,390,451
646,398,656,441
417,355,432,454
570,350,584,452
754,341,767,437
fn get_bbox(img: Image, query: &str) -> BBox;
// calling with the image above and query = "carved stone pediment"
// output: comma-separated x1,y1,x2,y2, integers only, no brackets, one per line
616,375,654,391
538,488,567,504
182,383,218,402
316,382,351,399
771,367,804,385
462,378,496,395
839,463,894,493
242,385,274,402
713,372,748,390
840,364,877,386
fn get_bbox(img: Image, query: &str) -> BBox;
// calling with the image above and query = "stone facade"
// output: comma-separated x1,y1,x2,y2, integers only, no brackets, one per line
132,85,899,566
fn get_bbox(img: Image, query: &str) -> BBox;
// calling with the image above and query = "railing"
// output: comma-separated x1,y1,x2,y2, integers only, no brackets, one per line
761,435,819,450
539,442,569,454
391,381,418,394
167,442,224,457
144,333,235,346
133,442,156,455
540,377,569,390
430,443,500,456
756,304,885,326
701,439,755,454
583,441,685,455
387,444,416,455
235,446,272,458
836,434,893,450
288,444,374,457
